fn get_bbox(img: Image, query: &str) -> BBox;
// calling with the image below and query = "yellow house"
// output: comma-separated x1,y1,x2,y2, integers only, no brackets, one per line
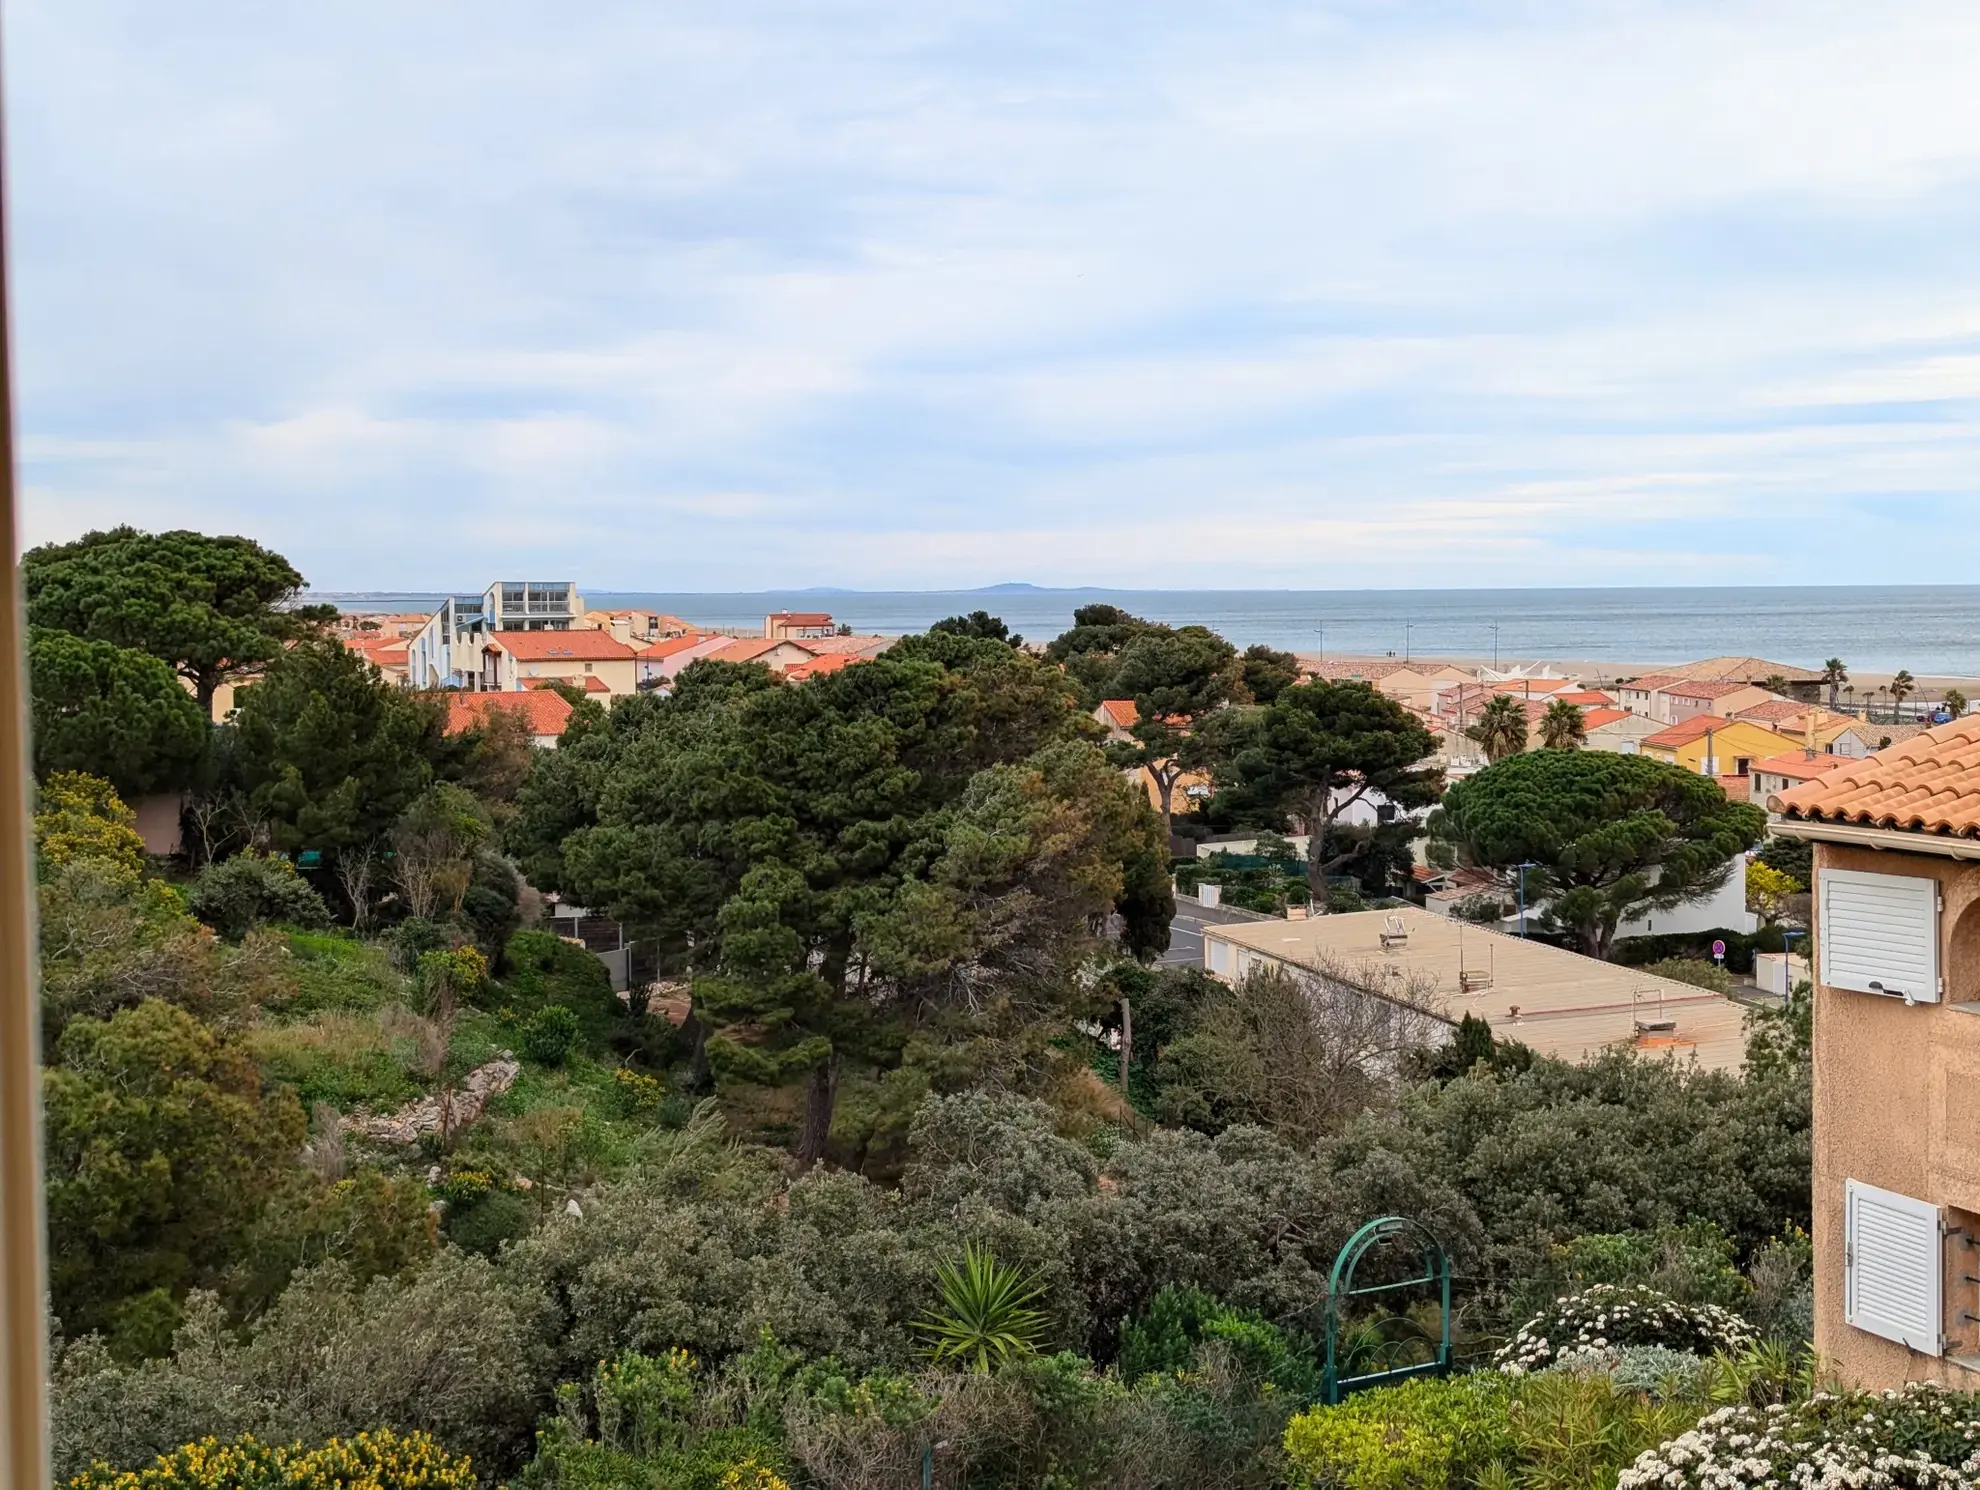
1639,715,1788,778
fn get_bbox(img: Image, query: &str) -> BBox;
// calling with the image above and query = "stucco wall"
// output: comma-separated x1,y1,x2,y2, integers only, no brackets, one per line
1812,841,1980,1389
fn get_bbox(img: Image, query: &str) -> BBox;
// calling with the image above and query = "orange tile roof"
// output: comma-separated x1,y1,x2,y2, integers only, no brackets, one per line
1304,658,1417,682
1642,715,1784,750
1580,708,1634,730
1664,680,1763,701
1557,690,1615,707
1773,718,1980,834
708,638,793,664
792,634,893,656
1494,677,1576,695
767,611,833,625
444,690,573,737
785,653,862,681
1736,699,1848,727
1097,699,1140,728
638,633,717,659
1752,751,1848,783
1682,655,1821,684
488,629,636,661
1621,673,1689,693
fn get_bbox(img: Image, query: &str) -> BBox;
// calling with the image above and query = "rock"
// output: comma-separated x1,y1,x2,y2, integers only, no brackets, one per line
564,1198,583,1219
343,1058,522,1146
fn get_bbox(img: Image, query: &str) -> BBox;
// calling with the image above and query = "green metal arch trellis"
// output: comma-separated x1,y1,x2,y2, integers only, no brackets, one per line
1321,1216,1453,1404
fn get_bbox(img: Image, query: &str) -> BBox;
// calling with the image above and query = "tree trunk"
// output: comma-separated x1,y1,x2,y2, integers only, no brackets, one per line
193,670,218,718
1154,764,1177,830
1306,790,1333,903
686,1012,711,1091
1118,996,1133,1101
796,1050,841,1171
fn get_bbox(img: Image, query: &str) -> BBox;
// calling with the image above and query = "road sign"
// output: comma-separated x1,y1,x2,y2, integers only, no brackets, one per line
1711,939,1727,962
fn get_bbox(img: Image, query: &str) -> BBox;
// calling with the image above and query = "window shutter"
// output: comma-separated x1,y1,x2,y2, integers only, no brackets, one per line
1206,939,1232,976
1820,869,1939,1001
1845,1179,1942,1354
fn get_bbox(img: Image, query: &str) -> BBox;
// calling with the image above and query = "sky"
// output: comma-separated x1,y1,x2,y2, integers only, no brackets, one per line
10,1,1980,593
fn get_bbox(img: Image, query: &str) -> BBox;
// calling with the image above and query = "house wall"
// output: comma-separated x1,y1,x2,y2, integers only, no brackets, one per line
487,650,639,695
1615,866,1756,939
1810,841,1980,1390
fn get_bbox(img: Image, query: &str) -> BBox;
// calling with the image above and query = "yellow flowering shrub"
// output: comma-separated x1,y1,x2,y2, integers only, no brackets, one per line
716,1459,791,1490
69,1429,475,1490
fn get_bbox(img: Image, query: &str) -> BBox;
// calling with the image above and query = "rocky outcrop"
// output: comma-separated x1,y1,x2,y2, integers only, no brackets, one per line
344,1057,521,1145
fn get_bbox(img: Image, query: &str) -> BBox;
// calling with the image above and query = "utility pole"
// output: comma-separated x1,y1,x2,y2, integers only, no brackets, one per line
1404,621,1414,665
1489,623,1500,671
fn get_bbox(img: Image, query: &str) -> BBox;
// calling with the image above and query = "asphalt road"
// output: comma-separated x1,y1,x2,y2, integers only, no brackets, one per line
1160,897,1273,968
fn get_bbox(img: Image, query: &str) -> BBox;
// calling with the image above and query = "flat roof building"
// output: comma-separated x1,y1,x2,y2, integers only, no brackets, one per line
1198,905,1750,1071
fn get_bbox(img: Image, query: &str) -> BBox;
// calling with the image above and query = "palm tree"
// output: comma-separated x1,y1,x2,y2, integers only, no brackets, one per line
1890,670,1916,721
1947,688,1968,719
1874,685,1890,721
1538,698,1586,750
1468,694,1530,762
1762,673,1792,697
1821,659,1848,711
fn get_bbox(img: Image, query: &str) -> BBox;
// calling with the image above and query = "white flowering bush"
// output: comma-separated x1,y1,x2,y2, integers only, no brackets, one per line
1618,1382,1980,1490
1495,1283,1753,1374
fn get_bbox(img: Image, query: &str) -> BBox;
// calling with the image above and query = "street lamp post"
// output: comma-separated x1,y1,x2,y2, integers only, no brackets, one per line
1516,862,1540,938
1404,622,1414,665
1488,623,1500,671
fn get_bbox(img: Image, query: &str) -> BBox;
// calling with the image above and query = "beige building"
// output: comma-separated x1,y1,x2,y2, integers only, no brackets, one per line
765,611,838,640
1304,657,1474,712
1771,720,1980,1388
1581,707,1663,753
480,629,639,696
1200,907,1751,1071
1660,680,1783,723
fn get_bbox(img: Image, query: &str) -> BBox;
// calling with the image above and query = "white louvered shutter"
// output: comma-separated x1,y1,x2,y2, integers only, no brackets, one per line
1821,869,1940,1002
1206,939,1232,976
1845,1179,1942,1354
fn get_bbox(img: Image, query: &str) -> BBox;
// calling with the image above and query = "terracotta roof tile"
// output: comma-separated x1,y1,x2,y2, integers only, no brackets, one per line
1681,655,1821,684
1735,699,1850,727
1621,673,1689,693
1664,680,1764,701
1304,658,1417,681
1097,699,1139,728
1641,715,1786,750
1752,750,1848,782
444,690,573,737
637,633,717,659
1557,690,1616,706
785,653,862,681
488,629,636,661
1773,717,1980,834
1580,708,1634,729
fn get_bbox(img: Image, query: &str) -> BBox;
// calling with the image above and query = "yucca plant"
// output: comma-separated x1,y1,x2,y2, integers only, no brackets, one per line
916,1243,1049,1372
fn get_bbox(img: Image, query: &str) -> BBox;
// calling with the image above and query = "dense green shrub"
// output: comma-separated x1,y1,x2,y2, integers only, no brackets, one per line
49,1254,551,1479
1282,1374,1513,1490
522,1005,583,1066
1549,1223,1749,1310
187,852,330,940
1119,1284,1321,1400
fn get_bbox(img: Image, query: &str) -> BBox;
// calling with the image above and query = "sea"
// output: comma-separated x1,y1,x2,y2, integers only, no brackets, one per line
316,585,1980,678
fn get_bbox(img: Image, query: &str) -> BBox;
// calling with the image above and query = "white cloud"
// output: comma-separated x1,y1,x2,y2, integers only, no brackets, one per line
11,0,1980,589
